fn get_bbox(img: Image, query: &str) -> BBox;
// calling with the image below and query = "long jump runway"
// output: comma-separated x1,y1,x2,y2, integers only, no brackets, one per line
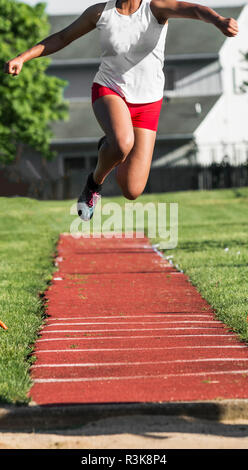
29,234,248,405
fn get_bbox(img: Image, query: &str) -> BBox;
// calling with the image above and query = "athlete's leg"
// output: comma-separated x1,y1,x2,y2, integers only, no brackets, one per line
92,94,135,185
115,127,157,200
77,92,135,221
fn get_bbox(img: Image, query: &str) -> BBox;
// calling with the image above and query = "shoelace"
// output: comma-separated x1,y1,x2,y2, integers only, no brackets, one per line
87,190,100,208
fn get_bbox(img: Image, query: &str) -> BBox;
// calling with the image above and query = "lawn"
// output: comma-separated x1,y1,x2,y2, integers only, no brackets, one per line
0,188,248,404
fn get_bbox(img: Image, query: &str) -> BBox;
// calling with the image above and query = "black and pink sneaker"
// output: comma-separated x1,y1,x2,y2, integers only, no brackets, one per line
77,172,102,221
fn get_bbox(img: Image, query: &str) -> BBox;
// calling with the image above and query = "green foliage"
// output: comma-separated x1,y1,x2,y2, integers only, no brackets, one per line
0,0,69,163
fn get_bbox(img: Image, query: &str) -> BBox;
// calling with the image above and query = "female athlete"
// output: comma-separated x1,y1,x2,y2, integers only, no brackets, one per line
4,1,238,220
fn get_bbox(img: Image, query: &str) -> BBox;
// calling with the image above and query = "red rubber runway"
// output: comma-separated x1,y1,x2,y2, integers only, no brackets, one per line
29,234,248,405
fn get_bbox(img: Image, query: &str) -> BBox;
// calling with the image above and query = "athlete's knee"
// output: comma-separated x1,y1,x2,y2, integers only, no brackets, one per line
110,134,134,162
122,186,143,200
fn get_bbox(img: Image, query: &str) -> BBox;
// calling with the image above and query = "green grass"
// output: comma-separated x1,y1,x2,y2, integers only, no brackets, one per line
0,188,248,404
149,188,248,344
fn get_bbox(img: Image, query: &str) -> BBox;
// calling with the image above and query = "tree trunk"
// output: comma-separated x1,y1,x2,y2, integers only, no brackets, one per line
15,142,23,164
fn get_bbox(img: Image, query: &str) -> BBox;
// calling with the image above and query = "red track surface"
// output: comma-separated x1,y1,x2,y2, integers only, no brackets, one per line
29,234,248,405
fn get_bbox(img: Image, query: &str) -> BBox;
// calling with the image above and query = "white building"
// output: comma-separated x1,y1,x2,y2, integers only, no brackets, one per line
152,2,248,167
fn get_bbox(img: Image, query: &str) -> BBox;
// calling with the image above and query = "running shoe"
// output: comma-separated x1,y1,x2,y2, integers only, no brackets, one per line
77,172,102,221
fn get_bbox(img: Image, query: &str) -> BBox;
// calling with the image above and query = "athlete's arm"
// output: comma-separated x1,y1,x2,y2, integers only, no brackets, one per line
151,1,239,37
3,3,105,76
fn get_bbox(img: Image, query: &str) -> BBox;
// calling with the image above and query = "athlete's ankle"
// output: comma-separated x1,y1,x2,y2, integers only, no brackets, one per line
92,171,105,187
87,172,101,191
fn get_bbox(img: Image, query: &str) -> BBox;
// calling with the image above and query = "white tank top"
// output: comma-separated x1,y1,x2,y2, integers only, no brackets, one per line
93,0,168,103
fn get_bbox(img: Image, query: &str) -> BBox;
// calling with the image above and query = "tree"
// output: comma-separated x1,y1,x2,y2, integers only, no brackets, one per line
0,0,69,164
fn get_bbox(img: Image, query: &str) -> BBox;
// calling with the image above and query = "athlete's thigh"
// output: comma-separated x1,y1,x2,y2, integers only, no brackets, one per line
115,127,156,196
92,94,134,147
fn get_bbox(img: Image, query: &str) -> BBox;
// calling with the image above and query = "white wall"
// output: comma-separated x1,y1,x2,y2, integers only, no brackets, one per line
194,4,248,165
170,60,223,97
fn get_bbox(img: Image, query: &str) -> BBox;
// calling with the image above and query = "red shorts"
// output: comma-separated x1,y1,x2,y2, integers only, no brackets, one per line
91,82,163,131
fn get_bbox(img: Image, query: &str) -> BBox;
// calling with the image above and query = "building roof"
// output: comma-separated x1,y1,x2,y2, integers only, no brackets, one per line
165,5,244,56
47,15,102,61
158,94,220,137
47,5,245,62
50,95,221,142
50,100,103,141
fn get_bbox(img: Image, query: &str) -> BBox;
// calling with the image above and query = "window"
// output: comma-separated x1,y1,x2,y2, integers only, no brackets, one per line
64,157,87,174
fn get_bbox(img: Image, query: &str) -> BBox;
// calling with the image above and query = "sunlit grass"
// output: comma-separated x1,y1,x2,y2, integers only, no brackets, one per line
0,187,248,403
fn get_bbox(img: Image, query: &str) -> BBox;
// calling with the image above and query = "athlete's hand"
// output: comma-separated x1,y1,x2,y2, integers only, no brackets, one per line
3,56,24,76
215,16,239,37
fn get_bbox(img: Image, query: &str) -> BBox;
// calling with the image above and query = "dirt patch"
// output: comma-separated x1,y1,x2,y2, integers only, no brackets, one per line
1,415,248,449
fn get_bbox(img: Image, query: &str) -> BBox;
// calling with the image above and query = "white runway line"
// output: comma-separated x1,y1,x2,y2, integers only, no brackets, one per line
33,369,248,383
40,327,227,333
35,345,247,353
36,334,238,342
45,315,214,320
31,358,248,368
46,313,215,323
44,321,221,326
